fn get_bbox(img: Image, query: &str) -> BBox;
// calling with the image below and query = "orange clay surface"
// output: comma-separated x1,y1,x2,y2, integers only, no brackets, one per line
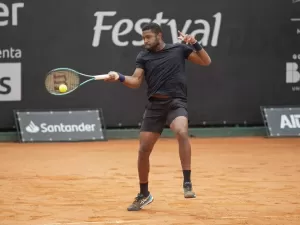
1,137,300,225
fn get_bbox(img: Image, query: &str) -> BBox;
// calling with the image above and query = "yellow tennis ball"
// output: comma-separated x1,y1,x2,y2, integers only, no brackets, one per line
59,84,68,93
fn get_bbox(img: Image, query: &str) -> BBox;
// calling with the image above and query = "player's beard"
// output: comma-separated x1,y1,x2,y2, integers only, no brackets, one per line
145,37,160,52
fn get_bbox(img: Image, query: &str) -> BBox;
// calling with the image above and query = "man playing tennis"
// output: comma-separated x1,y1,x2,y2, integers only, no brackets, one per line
104,22,211,211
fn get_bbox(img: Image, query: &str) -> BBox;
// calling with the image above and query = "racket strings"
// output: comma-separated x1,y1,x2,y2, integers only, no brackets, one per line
45,71,80,93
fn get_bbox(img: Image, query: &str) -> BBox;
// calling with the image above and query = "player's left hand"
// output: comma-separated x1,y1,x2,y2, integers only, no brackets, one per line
178,31,197,45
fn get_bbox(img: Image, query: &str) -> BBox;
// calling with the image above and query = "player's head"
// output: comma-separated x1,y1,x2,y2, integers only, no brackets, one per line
141,22,163,51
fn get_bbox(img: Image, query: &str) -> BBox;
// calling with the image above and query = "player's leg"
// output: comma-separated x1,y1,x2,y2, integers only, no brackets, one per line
167,99,196,198
138,131,160,195
127,100,167,211
170,116,191,171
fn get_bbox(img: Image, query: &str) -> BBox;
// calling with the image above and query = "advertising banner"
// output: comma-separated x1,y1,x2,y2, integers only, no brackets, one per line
262,106,300,137
14,109,106,142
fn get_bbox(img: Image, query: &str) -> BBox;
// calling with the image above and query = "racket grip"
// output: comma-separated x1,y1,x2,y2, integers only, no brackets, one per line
94,74,109,80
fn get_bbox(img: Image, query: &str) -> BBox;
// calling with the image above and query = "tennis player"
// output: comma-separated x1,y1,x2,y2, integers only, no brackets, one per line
104,22,211,211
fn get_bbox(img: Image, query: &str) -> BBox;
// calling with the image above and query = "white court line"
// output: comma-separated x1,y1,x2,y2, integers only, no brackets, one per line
291,18,300,21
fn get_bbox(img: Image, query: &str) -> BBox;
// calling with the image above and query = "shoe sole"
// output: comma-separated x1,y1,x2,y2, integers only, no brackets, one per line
184,194,196,198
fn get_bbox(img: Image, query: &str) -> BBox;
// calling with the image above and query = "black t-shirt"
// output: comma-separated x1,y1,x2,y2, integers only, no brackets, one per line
135,43,194,100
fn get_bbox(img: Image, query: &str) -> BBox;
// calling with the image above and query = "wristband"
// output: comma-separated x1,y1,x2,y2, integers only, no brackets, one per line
192,41,203,51
118,73,125,82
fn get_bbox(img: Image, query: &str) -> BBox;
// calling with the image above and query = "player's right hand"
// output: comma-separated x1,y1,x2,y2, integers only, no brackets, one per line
104,71,120,82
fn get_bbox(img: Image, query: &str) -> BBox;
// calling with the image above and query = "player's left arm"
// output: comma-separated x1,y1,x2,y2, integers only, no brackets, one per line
178,31,211,66
187,48,211,66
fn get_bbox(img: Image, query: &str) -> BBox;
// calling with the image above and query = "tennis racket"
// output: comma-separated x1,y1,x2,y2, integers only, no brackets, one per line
45,67,109,95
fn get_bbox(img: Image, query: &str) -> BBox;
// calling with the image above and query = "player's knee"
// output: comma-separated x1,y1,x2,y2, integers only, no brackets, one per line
139,142,153,154
175,129,189,140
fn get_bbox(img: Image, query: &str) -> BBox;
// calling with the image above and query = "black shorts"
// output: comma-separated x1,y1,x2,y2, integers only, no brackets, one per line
140,97,188,134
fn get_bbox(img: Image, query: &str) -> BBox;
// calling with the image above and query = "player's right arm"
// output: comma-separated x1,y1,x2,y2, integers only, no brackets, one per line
104,68,144,89
104,52,145,89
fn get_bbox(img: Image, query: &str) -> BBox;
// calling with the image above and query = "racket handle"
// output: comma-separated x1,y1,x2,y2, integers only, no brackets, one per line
94,74,109,80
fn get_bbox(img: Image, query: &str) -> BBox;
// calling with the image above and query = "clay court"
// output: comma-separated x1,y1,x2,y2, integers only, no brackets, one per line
1,137,300,225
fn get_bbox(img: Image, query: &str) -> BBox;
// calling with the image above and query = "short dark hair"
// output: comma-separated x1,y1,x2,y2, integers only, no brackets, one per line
142,22,162,34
